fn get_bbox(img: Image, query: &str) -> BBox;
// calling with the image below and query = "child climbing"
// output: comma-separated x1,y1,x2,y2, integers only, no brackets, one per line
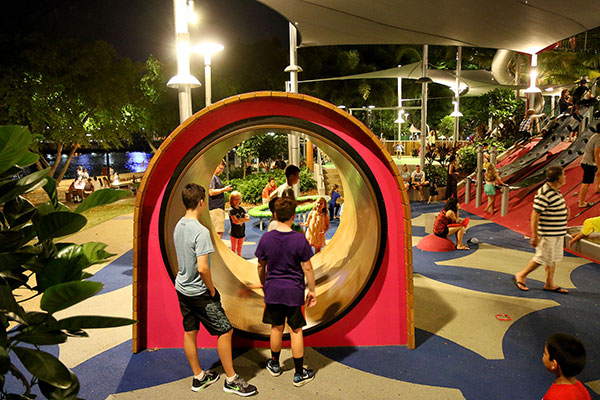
484,164,505,215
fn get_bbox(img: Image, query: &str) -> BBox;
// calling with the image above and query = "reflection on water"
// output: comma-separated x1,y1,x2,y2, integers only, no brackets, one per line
46,151,153,179
124,152,152,174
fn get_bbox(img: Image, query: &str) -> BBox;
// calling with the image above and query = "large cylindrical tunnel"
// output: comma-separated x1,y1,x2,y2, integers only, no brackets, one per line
158,117,386,338
133,92,412,350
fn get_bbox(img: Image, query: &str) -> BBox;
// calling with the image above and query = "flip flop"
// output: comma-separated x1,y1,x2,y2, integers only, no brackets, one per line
578,202,593,208
511,276,529,291
543,287,568,294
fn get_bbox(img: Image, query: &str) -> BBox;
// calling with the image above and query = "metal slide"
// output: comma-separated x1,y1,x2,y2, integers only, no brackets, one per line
498,112,585,179
511,125,594,189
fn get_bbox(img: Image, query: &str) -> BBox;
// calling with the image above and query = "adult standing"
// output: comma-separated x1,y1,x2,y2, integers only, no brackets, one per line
558,89,572,115
578,123,600,207
445,155,459,200
209,160,232,238
514,166,569,293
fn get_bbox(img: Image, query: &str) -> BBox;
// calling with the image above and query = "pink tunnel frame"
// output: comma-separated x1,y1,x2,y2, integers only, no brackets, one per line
133,92,414,351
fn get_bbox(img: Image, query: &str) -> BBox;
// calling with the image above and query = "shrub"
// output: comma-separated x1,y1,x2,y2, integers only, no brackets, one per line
222,167,316,205
0,125,135,399
456,145,478,174
299,167,317,193
424,164,447,187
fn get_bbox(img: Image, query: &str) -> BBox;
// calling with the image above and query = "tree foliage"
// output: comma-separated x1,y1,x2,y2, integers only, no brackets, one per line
235,133,288,178
0,35,174,182
0,125,135,400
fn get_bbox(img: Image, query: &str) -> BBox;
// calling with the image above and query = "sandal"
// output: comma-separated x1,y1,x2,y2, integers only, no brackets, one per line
543,286,568,294
511,276,529,291
578,202,593,208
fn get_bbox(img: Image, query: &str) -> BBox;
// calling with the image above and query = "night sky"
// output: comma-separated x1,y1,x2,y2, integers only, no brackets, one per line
0,0,289,62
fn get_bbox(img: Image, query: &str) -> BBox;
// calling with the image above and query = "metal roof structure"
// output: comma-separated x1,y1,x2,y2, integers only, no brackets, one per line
257,0,600,54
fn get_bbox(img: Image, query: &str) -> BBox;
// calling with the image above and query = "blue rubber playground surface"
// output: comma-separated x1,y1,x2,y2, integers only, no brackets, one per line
5,204,600,399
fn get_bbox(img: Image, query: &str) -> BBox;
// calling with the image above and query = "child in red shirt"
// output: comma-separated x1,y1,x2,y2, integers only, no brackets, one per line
542,333,591,400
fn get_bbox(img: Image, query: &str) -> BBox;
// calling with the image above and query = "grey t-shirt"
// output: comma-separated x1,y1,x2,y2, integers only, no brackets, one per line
582,133,600,165
275,182,295,198
173,218,213,296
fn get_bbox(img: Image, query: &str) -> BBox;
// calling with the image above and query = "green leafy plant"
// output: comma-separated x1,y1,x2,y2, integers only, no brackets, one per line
0,125,135,399
424,164,447,187
456,145,478,175
223,167,316,205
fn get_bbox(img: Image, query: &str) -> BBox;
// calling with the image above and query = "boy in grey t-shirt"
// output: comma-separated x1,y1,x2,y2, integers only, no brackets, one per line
173,183,256,396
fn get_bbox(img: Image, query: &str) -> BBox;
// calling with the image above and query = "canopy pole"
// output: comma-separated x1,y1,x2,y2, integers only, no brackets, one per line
286,22,301,180
397,74,403,142
453,46,462,143
420,45,429,169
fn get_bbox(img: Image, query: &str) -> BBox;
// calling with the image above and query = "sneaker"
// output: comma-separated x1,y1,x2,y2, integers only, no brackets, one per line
191,370,219,392
293,368,315,387
266,359,282,377
223,375,257,397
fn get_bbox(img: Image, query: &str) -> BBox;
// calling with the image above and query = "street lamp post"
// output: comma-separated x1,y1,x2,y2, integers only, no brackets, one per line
451,46,463,142
194,42,224,107
167,0,200,124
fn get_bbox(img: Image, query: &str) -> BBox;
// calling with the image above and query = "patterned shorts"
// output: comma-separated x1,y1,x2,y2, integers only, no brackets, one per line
177,290,232,335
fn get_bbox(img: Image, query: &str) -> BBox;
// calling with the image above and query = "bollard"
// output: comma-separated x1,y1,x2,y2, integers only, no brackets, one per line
475,145,483,207
501,185,510,216
465,178,471,203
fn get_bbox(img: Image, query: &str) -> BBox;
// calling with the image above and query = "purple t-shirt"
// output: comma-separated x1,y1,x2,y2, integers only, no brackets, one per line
255,230,314,306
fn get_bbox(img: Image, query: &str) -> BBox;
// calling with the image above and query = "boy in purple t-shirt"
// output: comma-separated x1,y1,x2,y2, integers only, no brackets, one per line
255,197,317,387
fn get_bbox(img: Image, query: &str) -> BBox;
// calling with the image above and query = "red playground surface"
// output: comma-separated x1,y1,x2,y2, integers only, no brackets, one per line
461,156,598,238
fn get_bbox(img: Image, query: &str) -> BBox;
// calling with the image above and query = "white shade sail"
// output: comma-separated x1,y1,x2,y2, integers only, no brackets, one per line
299,61,518,97
257,0,600,54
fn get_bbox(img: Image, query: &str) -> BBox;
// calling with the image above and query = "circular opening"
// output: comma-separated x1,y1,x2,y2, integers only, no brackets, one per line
159,116,387,339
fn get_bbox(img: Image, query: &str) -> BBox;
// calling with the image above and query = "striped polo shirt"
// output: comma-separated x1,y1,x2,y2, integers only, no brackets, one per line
533,183,567,237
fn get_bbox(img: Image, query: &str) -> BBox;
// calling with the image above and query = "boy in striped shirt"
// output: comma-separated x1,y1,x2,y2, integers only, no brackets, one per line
514,167,569,294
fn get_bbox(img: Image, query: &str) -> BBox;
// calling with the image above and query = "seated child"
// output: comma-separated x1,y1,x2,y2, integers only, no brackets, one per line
255,197,317,387
542,333,590,399
569,216,600,248
433,198,470,250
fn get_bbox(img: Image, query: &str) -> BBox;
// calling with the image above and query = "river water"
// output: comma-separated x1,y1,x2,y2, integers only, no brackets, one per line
46,151,154,179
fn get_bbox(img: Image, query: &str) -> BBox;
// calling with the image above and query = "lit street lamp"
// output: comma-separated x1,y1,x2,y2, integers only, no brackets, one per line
167,0,200,124
194,42,224,106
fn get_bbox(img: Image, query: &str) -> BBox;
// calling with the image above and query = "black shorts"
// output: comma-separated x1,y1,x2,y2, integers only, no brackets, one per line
429,187,438,196
582,163,597,184
177,290,232,335
434,227,449,238
262,303,306,330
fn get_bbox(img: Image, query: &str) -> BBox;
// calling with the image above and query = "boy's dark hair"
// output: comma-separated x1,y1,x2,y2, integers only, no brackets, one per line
443,197,459,213
274,197,296,222
284,165,300,179
268,176,275,182
182,183,205,210
268,197,278,214
546,333,586,378
546,166,564,182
